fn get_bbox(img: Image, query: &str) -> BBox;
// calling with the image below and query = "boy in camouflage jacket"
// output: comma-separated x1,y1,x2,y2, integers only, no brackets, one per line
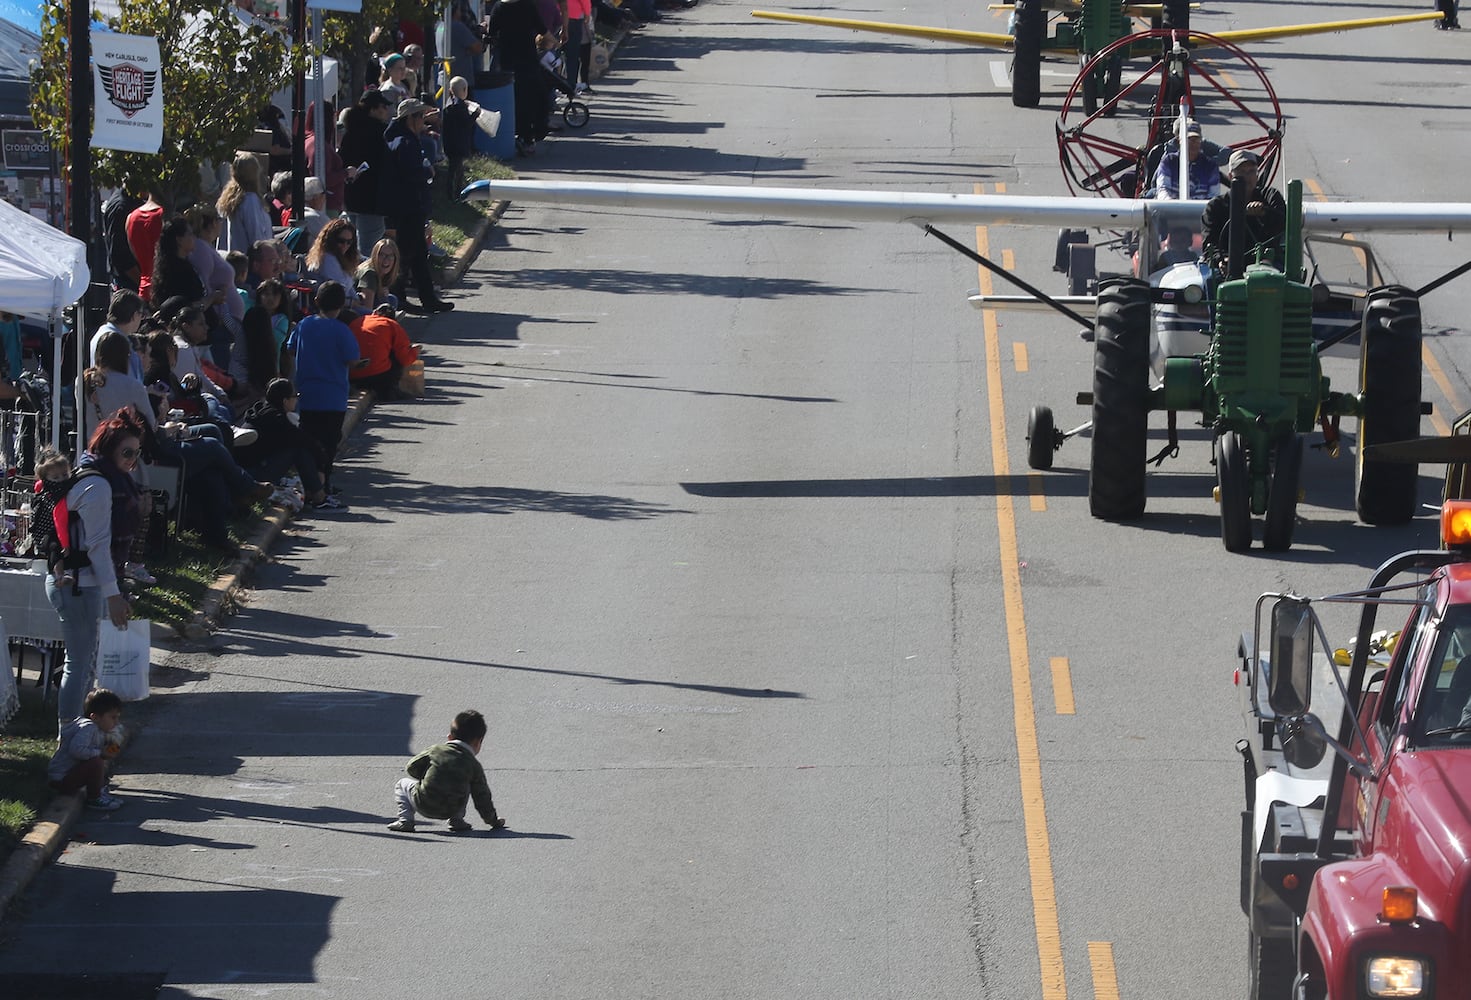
388,709,507,833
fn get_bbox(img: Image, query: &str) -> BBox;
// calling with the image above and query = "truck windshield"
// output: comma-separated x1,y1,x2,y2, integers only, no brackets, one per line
1412,605,1471,747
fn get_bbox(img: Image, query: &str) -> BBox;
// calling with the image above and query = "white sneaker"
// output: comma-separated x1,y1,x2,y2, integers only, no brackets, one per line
86,794,124,811
124,562,157,585
232,426,259,447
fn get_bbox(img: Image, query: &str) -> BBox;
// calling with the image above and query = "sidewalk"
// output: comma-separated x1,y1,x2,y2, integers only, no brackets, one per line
0,198,508,927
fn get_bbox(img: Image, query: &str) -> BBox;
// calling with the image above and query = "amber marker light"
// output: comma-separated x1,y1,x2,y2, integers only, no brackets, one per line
1440,501,1471,547
1282,873,1299,891
1381,887,1417,923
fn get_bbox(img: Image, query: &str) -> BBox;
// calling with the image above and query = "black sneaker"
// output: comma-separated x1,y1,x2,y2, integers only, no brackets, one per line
425,299,455,313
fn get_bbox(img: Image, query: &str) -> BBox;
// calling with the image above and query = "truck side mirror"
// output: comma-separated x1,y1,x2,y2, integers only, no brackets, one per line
1269,597,1315,717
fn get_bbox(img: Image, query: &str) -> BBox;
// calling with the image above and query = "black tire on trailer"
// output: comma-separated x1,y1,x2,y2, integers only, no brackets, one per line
1012,0,1044,108
1262,431,1303,551
1216,430,1253,552
1089,278,1151,520
1082,69,1098,117
1162,0,1190,32
1355,285,1423,525
1027,404,1056,471
1066,243,1096,296
1101,56,1122,117
1247,928,1295,1000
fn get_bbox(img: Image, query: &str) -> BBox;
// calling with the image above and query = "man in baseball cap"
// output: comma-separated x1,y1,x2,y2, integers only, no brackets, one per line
1201,149,1287,274
1153,119,1220,202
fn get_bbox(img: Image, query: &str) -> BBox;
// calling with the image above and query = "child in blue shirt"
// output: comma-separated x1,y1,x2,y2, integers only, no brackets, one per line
287,281,366,498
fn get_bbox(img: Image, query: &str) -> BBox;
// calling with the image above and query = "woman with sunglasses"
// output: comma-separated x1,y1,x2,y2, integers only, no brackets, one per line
306,217,363,303
49,413,144,723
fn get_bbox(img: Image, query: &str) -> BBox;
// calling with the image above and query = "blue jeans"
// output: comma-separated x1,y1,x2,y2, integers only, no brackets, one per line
47,576,103,723
347,212,387,259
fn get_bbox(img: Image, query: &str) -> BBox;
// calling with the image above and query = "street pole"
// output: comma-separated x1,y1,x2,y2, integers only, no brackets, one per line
312,7,326,183
67,0,93,455
291,0,307,226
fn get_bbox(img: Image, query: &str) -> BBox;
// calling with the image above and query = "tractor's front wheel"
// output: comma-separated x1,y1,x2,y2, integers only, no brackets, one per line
1012,0,1044,108
1217,431,1253,552
1089,278,1151,519
1162,0,1190,32
1356,285,1422,525
1262,432,1303,551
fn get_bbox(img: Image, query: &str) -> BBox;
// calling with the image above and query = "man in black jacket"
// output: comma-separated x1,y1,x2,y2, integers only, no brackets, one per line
338,90,393,259
1200,150,1287,276
379,99,454,313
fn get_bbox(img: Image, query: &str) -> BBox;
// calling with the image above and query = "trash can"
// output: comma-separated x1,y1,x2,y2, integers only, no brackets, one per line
473,70,516,161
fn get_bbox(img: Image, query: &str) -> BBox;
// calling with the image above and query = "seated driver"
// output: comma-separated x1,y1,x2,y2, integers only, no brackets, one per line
1152,120,1222,202
1200,150,1288,274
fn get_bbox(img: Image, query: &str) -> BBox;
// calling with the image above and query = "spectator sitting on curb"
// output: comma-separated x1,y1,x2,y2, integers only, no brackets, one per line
349,311,419,400
237,377,342,511
356,238,401,312
49,688,126,811
307,217,362,302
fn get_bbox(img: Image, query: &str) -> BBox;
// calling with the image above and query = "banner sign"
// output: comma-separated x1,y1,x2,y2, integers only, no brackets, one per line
2,130,51,171
91,31,163,154
307,0,363,11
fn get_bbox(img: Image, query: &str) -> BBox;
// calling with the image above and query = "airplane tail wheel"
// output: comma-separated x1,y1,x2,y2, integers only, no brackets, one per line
1262,431,1303,551
1217,431,1253,552
1355,286,1422,525
1011,0,1044,108
563,101,590,128
1089,278,1150,519
1027,405,1056,470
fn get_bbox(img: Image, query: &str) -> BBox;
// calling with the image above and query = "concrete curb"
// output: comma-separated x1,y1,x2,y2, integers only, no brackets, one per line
0,203,510,924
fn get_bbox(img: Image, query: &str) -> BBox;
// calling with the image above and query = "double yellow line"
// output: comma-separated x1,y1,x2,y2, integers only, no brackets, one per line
974,183,1116,1000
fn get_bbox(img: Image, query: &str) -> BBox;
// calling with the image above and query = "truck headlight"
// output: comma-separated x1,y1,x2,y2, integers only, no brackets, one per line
1365,956,1425,997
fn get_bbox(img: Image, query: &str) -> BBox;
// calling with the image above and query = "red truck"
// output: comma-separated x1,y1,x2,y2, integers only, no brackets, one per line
1237,501,1471,1000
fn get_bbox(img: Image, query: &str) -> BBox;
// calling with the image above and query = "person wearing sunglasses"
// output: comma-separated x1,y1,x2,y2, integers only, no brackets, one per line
381,99,454,313
306,217,363,303
48,413,143,724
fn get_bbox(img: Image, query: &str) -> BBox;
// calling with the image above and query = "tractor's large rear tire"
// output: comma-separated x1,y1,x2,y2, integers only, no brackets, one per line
1262,432,1303,552
1217,431,1253,552
1356,285,1422,525
1248,928,1295,1000
1012,0,1044,109
1089,278,1151,520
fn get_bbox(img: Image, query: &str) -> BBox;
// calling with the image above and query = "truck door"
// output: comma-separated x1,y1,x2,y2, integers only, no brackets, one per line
1348,593,1437,851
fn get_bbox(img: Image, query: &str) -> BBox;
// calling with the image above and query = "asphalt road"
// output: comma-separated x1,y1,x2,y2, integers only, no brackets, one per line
2,2,1469,998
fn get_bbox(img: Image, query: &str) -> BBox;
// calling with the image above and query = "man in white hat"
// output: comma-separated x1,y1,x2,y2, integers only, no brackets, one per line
380,99,454,312
1152,120,1222,202
1200,150,1287,274
302,176,330,244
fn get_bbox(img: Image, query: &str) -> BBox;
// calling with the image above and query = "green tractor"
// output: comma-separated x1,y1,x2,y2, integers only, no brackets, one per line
1084,179,1424,551
1011,0,1189,110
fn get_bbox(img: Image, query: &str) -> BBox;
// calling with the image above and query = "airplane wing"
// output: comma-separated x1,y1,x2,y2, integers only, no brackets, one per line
463,179,1471,236
749,11,1027,54
1208,11,1444,45
749,8,1444,56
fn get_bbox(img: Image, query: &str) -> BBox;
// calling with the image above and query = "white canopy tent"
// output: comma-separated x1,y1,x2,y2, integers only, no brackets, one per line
0,196,91,452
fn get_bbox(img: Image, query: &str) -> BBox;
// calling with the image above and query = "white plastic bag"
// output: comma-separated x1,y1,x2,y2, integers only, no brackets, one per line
473,108,502,138
95,619,151,702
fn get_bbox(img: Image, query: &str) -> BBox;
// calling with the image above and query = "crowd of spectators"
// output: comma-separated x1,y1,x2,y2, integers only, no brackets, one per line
41,0,695,727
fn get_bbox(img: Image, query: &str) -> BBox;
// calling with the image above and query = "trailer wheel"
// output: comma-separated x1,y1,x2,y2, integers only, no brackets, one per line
1262,432,1302,551
1355,286,1422,526
1011,0,1044,108
1248,929,1295,1000
1027,405,1056,470
1217,431,1253,552
1089,278,1150,519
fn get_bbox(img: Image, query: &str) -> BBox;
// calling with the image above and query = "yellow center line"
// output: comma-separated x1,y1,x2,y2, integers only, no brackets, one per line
976,183,1067,1000
1088,942,1122,1000
1050,657,1076,715
1015,342,1030,373
1029,473,1048,512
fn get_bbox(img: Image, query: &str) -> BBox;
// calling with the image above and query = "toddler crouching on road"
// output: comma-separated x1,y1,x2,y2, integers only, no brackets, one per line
49,688,125,811
388,709,507,833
